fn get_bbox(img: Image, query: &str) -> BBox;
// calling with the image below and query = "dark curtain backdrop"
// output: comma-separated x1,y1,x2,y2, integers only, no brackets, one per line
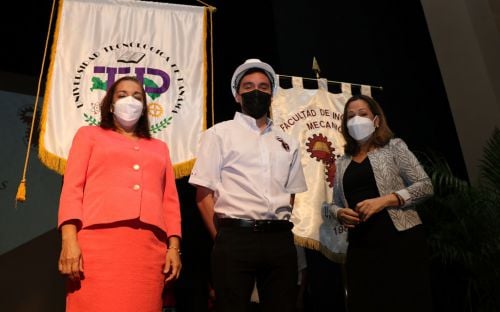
210,0,466,178
0,0,467,178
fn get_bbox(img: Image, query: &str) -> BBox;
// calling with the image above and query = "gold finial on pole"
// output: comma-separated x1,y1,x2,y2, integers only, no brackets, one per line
312,56,321,79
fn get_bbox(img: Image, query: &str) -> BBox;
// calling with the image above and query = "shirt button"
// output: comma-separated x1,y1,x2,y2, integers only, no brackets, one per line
132,184,141,191
133,146,140,151
133,164,140,171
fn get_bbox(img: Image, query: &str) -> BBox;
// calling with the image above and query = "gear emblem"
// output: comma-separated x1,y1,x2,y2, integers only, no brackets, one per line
305,133,337,187
306,133,333,163
148,102,164,118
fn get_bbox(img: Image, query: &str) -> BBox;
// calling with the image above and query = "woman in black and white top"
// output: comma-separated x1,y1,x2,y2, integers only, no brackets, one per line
330,94,434,312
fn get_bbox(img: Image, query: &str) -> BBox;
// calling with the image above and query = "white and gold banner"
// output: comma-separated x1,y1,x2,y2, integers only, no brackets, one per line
272,76,372,262
40,0,207,178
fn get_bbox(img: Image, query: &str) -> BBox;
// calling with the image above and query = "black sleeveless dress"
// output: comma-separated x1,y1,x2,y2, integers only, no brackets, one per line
343,157,432,312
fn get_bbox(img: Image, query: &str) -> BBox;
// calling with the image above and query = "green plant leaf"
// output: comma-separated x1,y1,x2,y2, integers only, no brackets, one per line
418,128,500,311
479,127,500,193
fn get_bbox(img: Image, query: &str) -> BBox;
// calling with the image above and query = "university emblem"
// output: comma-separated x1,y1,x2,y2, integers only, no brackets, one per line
71,42,186,135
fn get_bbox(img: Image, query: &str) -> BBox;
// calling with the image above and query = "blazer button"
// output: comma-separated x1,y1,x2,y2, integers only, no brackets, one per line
133,146,140,151
132,184,141,191
133,164,140,171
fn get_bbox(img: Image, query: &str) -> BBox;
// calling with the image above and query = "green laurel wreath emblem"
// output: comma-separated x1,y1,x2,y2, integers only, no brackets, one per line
150,116,173,134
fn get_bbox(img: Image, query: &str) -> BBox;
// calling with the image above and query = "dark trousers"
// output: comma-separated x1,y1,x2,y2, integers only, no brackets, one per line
211,226,298,312
305,248,346,312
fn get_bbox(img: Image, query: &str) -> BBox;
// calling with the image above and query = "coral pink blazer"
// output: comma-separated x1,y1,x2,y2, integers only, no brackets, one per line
58,126,181,238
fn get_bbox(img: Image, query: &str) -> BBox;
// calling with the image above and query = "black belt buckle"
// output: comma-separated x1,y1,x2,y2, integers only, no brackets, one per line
253,220,288,232
217,218,291,232
253,220,265,232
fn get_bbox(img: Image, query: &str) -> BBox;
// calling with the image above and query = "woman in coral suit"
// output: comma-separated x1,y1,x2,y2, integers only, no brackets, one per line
58,76,182,312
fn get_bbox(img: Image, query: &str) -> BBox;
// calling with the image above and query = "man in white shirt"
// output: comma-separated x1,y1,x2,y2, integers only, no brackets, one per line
189,58,307,312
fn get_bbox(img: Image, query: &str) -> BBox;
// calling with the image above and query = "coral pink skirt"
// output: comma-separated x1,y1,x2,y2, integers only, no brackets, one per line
66,220,167,312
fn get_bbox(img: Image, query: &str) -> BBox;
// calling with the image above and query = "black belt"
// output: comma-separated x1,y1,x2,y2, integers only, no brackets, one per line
217,218,293,232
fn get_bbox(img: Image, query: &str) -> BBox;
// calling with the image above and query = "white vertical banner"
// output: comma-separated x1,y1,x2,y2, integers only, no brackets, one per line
272,76,371,262
40,0,207,178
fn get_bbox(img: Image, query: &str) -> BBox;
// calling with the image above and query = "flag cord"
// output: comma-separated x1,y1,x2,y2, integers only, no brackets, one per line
16,0,58,203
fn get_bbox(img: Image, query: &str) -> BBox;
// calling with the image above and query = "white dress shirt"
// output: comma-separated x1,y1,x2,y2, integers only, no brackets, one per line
189,112,307,220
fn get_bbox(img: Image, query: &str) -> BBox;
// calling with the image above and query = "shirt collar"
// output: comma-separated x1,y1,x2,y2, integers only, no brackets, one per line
234,111,273,133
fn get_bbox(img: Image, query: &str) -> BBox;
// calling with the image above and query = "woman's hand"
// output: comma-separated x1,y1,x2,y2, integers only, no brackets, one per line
355,193,399,222
58,234,83,281
164,248,182,283
164,235,182,283
337,208,361,228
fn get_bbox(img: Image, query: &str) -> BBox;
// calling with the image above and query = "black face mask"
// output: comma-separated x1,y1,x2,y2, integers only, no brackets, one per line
240,89,271,119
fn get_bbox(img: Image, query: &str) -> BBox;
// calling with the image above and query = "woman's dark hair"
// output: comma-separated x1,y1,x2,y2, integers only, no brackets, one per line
99,76,151,139
341,94,393,156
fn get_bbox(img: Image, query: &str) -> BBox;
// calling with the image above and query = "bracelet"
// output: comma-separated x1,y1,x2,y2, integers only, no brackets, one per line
168,246,182,255
392,192,403,207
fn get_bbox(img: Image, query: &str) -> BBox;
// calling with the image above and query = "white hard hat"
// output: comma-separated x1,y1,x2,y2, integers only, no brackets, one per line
230,58,276,97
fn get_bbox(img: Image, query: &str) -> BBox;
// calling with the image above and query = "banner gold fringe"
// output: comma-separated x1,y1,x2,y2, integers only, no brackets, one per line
39,150,194,180
173,158,196,179
294,234,346,264
38,0,64,176
38,147,67,175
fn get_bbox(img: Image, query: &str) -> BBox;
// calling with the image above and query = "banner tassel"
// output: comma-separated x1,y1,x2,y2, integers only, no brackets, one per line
16,179,26,202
